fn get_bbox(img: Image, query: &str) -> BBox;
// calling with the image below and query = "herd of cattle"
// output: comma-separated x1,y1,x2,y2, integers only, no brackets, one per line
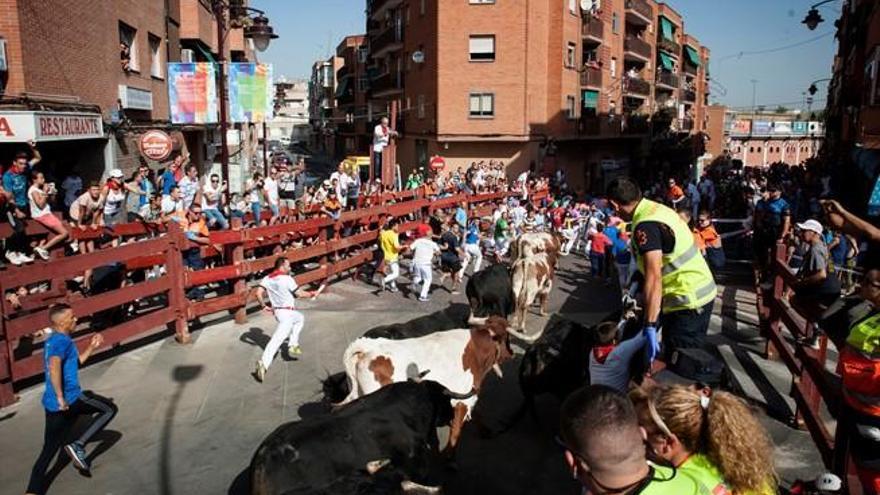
249,233,638,494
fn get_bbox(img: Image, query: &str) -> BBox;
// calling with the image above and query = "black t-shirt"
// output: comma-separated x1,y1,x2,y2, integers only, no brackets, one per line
633,221,676,256
440,231,459,256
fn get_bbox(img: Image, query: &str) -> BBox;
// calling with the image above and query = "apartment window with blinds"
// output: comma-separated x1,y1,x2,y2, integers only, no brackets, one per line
418,95,426,119
566,42,576,69
469,93,494,118
566,96,577,119
469,35,495,62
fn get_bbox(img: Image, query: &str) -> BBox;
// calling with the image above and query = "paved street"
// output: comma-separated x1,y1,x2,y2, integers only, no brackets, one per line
0,255,823,495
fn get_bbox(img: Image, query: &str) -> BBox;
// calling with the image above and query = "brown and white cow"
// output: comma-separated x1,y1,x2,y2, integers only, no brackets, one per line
510,252,555,334
510,232,561,266
338,317,513,450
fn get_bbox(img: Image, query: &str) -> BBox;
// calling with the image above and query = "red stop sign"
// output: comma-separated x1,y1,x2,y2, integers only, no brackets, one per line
429,155,446,171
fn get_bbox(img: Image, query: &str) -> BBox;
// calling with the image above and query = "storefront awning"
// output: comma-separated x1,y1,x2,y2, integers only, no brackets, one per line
659,52,675,71
0,111,105,143
684,45,701,67
582,90,599,109
660,16,675,41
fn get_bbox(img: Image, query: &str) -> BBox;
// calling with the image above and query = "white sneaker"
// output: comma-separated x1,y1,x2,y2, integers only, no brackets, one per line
18,253,34,263
254,361,267,383
34,247,50,260
5,252,23,265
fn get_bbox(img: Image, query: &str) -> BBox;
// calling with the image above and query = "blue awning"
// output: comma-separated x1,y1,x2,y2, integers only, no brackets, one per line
582,90,599,109
659,16,675,41
658,52,675,70
684,45,701,67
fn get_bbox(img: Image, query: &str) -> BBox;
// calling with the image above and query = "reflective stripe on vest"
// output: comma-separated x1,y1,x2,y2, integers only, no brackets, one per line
632,199,717,313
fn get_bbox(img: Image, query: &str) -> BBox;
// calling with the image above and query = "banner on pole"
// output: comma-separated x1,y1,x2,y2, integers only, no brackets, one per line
168,63,219,124
228,63,274,123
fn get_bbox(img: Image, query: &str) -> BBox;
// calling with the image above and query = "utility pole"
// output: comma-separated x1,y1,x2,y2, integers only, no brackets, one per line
750,79,758,117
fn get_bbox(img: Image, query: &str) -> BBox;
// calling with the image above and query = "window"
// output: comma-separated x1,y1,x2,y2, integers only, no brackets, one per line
469,35,495,62
119,22,138,72
149,34,163,79
469,92,494,117
569,0,576,13
612,13,619,34
358,47,369,63
418,94,426,119
750,147,754,153
610,57,617,77
566,42,576,69
420,0,426,15
757,147,762,152
566,95,577,119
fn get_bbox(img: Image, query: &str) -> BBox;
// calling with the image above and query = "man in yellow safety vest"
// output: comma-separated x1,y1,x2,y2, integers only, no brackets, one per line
606,178,717,363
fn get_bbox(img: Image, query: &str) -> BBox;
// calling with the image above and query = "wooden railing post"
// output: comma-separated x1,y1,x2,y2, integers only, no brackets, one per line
228,217,248,325
165,222,191,344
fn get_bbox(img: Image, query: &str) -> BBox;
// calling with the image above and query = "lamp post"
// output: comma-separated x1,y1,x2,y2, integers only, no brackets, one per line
802,0,841,30
807,78,832,97
211,0,278,201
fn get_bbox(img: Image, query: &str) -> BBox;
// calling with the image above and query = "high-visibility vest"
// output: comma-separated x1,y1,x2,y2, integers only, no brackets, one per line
841,311,880,416
638,463,703,495
679,455,731,495
632,199,717,313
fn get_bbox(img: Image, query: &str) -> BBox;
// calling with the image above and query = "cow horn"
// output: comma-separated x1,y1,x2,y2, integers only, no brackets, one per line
365,458,391,474
505,326,541,343
467,313,489,326
443,387,477,400
401,480,443,494
492,363,504,378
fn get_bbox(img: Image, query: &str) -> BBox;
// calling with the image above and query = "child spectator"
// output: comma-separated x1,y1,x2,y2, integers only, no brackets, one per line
695,211,725,272
588,321,646,392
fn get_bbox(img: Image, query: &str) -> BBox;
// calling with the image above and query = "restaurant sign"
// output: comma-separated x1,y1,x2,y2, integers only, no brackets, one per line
0,111,104,143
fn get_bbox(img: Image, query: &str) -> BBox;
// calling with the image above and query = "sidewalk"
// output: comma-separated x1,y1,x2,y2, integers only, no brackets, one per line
0,257,824,494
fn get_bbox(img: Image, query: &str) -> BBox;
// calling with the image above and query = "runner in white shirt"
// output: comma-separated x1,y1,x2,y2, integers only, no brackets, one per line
409,233,440,302
329,163,350,208
253,257,316,382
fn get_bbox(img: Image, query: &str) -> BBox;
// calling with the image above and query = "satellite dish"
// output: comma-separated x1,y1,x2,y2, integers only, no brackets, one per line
412,51,425,64
581,0,599,12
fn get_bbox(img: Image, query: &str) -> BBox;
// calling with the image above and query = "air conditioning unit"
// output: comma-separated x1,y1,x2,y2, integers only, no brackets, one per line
181,49,195,63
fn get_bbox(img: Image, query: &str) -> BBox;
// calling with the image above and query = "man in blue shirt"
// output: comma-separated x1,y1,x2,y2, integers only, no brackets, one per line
27,305,117,494
2,141,40,210
2,142,40,265
754,183,791,274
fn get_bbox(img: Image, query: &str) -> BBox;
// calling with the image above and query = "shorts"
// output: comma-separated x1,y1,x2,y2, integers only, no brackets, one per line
34,213,64,231
440,253,462,273
104,211,125,226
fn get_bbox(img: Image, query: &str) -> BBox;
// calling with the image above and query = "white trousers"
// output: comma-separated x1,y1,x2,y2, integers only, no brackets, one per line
461,243,483,276
382,261,400,286
411,263,433,299
260,309,305,370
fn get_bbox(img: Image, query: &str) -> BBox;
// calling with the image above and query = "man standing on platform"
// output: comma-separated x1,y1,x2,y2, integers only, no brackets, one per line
253,257,317,382
372,117,398,182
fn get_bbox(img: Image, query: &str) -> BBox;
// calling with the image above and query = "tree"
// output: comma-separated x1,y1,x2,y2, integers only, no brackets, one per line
775,106,789,114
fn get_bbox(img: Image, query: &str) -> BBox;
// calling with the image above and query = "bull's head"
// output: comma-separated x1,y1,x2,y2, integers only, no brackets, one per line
480,316,514,378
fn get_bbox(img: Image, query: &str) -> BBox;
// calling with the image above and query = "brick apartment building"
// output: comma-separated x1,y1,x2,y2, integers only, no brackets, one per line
333,35,370,158
266,77,310,145
0,0,252,183
358,0,709,191
308,58,340,154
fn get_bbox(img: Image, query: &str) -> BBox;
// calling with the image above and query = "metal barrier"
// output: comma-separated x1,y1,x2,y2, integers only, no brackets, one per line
756,243,861,493
0,188,546,406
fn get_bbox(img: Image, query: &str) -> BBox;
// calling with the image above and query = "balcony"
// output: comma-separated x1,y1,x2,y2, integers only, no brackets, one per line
625,0,652,25
656,71,679,90
371,71,403,97
371,25,403,58
624,77,651,97
580,66,602,88
678,118,694,132
657,37,680,56
369,0,403,20
336,65,350,82
623,36,652,62
682,89,696,102
582,17,604,43
683,62,697,75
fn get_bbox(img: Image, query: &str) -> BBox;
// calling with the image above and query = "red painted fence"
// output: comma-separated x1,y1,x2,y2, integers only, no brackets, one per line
0,189,545,407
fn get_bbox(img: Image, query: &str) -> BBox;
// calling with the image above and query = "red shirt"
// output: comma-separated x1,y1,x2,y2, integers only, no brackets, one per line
415,223,432,238
590,232,612,254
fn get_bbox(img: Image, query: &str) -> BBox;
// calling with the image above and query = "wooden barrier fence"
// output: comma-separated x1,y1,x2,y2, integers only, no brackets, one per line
0,189,546,407
756,243,861,493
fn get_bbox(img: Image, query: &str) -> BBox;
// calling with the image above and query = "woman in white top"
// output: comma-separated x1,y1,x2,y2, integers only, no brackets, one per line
28,171,69,260
102,169,135,226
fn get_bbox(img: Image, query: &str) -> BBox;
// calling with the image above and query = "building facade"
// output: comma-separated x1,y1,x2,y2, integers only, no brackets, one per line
707,109,824,168
333,35,370,158
0,0,255,183
267,77,310,145
360,0,709,190
308,58,338,153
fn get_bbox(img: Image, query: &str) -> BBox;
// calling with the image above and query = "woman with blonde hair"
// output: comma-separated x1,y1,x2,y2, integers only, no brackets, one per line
630,384,776,495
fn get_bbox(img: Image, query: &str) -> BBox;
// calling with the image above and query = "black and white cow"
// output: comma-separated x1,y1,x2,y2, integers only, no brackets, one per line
252,381,461,495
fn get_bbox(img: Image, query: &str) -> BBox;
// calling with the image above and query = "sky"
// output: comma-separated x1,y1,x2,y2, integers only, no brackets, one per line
250,0,839,111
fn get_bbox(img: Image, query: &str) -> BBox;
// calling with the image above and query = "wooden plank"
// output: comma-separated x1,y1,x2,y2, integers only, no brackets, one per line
10,307,177,381
792,381,835,467
185,264,241,288
189,293,245,319
294,265,329,287
5,276,171,340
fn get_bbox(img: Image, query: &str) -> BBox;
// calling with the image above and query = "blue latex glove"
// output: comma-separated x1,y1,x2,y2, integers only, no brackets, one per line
643,326,660,363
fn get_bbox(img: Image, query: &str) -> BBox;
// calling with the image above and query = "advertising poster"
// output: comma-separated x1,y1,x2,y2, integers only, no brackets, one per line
168,63,218,124
730,120,751,135
772,121,792,134
228,63,274,123
792,121,808,135
752,121,772,135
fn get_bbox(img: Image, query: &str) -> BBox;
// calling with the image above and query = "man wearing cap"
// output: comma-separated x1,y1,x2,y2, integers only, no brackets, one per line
791,219,841,318
606,178,717,364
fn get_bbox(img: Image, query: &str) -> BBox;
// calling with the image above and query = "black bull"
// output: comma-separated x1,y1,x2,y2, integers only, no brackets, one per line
251,381,454,495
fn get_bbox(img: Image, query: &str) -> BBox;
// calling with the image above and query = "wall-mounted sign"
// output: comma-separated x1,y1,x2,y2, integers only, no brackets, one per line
118,85,154,111
0,111,104,143
429,155,446,171
168,63,219,124
138,130,173,161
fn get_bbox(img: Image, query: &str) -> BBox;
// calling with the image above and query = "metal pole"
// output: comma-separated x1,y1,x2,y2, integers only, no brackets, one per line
215,1,230,205
262,121,268,176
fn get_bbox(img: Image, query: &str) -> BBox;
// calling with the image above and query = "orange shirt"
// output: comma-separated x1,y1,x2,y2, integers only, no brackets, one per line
696,224,722,249
667,185,684,201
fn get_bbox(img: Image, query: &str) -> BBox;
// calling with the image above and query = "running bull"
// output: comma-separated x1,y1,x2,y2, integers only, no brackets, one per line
338,317,513,451
465,264,514,325
251,381,459,495
510,232,561,265
510,252,555,333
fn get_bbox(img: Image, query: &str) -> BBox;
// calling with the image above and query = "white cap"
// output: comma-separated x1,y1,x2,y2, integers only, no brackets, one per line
796,219,823,235
815,472,842,491
109,169,124,179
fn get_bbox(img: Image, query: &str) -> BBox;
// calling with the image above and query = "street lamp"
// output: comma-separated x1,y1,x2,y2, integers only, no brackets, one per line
807,78,832,96
802,0,840,30
211,1,278,203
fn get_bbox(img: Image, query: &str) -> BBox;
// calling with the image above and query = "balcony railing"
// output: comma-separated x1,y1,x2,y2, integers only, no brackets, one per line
657,37,680,55
679,118,694,131
683,63,697,75
624,77,651,96
371,71,403,95
582,17,604,41
369,0,402,19
371,25,403,57
656,71,679,89
336,65,350,81
580,66,602,87
624,36,652,60
682,89,696,102
625,0,653,22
